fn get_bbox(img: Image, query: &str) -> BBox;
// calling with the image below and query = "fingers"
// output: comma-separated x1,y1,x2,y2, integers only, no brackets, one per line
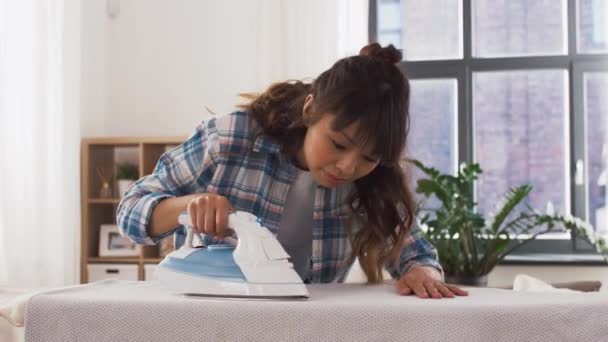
395,280,412,295
446,284,469,296
424,281,443,299
399,286,412,295
396,278,428,298
434,282,455,298
195,196,206,234
215,198,230,239
186,194,233,240
398,278,468,299
203,196,215,236
412,283,429,298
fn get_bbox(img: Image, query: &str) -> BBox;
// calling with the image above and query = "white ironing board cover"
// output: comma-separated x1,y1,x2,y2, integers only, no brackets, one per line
24,280,608,342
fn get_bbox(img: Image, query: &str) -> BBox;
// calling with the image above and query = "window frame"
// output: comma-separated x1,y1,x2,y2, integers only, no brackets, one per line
370,0,608,257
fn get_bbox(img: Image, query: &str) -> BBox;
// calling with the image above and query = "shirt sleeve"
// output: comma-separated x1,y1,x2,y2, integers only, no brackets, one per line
385,222,444,280
116,119,219,245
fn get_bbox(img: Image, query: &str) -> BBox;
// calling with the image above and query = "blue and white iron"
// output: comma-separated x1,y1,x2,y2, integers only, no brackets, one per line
155,211,309,299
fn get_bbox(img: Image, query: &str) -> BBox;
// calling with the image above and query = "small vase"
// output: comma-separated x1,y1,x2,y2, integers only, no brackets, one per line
445,274,488,287
99,182,112,198
117,179,135,198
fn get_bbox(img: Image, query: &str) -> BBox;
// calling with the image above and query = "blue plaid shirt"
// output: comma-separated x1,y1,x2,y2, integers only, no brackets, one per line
117,111,442,283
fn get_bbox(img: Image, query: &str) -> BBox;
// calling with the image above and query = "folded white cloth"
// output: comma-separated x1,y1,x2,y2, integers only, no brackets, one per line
0,280,116,327
0,288,33,327
0,317,24,342
513,274,581,293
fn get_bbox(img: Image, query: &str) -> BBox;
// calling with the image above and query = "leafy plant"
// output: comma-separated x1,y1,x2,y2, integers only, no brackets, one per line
411,159,608,277
116,163,139,180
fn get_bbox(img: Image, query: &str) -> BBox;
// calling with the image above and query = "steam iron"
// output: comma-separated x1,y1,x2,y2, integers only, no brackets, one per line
155,211,309,299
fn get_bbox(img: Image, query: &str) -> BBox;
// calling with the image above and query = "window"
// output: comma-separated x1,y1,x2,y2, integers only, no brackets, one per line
578,0,608,53
474,70,570,232
472,0,568,57
372,0,608,254
407,78,458,176
584,72,608,234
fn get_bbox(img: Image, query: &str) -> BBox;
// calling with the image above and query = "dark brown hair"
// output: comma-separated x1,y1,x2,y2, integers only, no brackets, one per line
240,43,414,283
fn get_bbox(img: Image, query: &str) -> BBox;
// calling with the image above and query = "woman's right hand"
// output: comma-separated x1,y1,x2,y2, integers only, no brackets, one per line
186,193,234,240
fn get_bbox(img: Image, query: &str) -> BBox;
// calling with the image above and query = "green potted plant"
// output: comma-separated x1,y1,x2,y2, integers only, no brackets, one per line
410,159,608,286
116,163,139,198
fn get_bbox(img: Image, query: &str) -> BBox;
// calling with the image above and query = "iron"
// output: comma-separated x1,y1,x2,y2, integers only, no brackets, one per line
155,211,309,299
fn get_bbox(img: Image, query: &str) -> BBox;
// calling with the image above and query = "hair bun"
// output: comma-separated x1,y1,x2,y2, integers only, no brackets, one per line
359,43,402,64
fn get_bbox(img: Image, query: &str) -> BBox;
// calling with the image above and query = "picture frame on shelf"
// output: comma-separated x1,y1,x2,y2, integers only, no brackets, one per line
99,224,141,257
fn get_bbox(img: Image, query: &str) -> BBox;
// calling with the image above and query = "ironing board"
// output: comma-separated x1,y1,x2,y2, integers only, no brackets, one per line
24,280,608,342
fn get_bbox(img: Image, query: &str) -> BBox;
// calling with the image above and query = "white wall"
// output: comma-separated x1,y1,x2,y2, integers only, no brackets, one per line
81,0,367,137
81,0,109,136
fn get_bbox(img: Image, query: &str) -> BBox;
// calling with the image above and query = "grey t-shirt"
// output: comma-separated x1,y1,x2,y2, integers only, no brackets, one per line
277,169,316,281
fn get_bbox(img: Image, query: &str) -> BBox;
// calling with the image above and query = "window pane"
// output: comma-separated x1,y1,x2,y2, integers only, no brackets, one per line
577,0,608,53
472,0,567,57
408,79,458,175
377,0,403,49
402,0,463,60
378,30,402,50
407,79,458,209
586,72,608,237
473,70,569,231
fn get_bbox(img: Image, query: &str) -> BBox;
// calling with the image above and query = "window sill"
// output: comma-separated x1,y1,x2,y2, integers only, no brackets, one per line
500,253,608,266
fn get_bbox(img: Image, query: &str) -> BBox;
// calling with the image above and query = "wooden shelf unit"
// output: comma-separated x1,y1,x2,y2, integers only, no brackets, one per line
80,136,186,283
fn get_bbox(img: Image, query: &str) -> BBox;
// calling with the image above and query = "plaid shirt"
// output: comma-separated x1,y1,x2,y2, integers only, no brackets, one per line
117,111,442,283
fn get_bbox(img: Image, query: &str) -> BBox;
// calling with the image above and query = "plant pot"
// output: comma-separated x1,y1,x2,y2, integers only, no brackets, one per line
445,274,488,287
117,179,135,198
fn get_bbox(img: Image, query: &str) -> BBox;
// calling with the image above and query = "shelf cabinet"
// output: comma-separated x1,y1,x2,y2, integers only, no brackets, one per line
80,136,186,283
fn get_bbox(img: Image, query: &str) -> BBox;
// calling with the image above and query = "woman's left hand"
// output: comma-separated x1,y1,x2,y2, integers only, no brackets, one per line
396,265,469,299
